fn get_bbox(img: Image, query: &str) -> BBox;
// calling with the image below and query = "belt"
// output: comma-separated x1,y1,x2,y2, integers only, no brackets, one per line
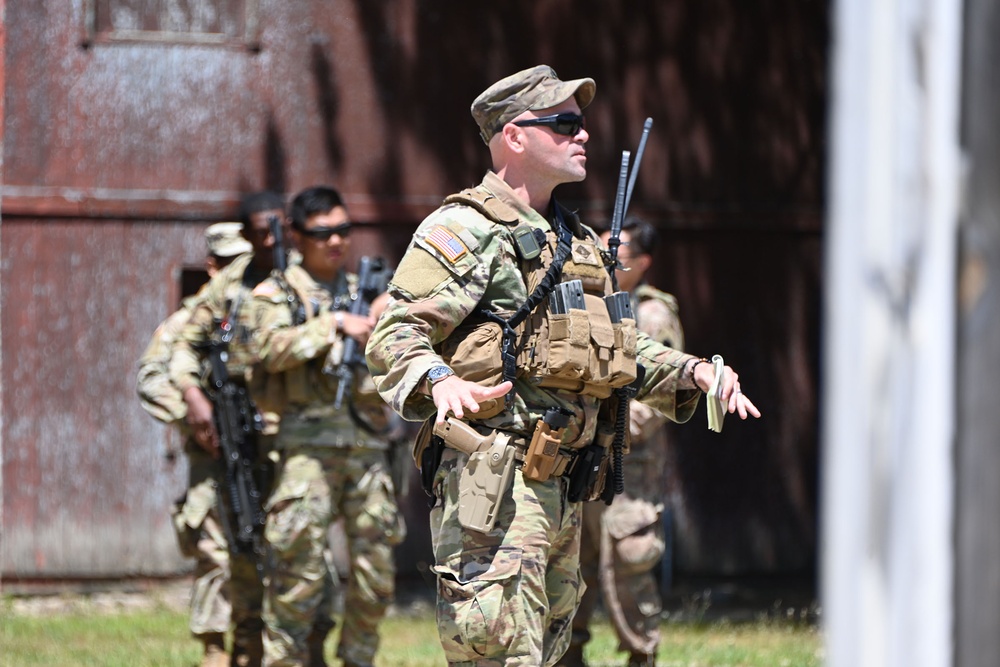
434,419,578,479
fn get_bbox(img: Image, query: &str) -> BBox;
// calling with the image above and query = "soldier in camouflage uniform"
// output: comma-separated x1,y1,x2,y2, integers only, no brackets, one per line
365,65,760,667
171,191,287,667
563,218,685,667
137,222,252,667
250,186,404,667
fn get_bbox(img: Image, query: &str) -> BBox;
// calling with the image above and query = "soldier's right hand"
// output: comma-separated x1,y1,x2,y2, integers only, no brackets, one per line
338,312,375,346
431,376,513,424
183,387,220,458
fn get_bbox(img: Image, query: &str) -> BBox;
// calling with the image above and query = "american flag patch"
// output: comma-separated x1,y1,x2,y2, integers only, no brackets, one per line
425,225,468,263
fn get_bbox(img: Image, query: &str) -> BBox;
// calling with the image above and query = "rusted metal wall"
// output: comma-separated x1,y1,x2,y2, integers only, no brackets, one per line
2,0,826,580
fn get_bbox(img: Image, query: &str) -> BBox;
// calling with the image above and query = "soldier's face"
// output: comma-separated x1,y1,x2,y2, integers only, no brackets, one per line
600,229,647,292
517,98,589,186
294,205,351,280
243,208,284,270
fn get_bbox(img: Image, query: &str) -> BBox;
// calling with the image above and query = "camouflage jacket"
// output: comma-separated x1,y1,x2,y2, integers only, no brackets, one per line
137,292,204,427
169,252,278,431
626,284,684,493
366,171,701,448
251,263,392,449
633,284,684,352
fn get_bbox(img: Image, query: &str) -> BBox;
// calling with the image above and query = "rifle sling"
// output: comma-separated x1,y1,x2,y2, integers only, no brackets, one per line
476,201,576,409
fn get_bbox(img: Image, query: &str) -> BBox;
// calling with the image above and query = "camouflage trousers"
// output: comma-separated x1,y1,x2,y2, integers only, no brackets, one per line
173,447,267,656
172,450,230,638
573,495,666,658
430,449,584,667
262,446,404,667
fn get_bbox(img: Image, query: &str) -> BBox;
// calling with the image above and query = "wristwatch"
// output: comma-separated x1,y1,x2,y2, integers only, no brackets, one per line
426,365,455,389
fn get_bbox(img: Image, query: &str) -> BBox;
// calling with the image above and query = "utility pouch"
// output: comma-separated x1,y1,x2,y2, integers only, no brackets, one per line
522,407,572,482
605,291,638,386
567,443,603,503
566,423,615,502
436,321,507,419
413,418,444,506
543,280,590,382
457,433,516,533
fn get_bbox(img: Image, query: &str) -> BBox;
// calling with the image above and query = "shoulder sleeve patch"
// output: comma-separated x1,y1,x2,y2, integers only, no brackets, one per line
391,246,455,299
423,224,468,263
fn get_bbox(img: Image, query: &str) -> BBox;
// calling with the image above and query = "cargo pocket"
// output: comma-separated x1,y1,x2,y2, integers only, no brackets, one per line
357,468,406,546
431,546,526,660
170,494,199,559
263,476,314,553
607,499,664,576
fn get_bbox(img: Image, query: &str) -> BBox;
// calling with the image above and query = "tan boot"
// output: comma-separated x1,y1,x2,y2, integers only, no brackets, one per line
199,633,229,667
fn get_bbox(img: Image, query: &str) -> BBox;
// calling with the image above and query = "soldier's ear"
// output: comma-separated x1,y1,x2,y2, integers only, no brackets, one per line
636,253,653,275
499,122,527,154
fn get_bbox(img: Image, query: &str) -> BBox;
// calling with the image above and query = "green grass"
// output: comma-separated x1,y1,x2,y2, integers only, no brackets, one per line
0,602,821,667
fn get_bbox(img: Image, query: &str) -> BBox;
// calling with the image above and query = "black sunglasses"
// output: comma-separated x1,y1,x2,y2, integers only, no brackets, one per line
294,221,352,241
513,113,586,136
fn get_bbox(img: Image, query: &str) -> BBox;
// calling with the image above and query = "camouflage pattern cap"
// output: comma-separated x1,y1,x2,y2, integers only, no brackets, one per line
205,222,252,258
471,64,596,144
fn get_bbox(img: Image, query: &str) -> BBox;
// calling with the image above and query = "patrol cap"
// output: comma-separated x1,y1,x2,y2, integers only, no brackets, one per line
471,64,596,144
204,222,252,258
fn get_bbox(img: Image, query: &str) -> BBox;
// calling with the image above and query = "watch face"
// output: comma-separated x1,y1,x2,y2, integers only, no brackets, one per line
428,366,452,382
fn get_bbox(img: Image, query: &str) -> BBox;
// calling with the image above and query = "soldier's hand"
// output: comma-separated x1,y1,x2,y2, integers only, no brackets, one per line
338,312,374,345
431,376,514,424
183,386,220,457
692,362,761,420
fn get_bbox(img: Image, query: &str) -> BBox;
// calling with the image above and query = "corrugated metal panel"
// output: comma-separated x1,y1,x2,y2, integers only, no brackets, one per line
1,220,202,576
2,0,828,580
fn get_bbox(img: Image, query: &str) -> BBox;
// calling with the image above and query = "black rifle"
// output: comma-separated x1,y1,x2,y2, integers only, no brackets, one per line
269,215,288,273
331,255,390,410
600,118,654,504
268,215,306,324
203,313,268,580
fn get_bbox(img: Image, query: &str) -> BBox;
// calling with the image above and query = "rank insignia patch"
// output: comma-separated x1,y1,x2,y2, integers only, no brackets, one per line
425,225,468,263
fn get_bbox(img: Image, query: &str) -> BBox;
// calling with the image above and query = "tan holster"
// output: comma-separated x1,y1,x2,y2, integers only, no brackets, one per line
433,419,515,533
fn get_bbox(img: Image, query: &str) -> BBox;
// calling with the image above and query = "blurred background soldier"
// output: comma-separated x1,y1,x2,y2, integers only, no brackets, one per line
250,185,404,667
563,217,685,667
170,191,287,667
136,222,252,667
